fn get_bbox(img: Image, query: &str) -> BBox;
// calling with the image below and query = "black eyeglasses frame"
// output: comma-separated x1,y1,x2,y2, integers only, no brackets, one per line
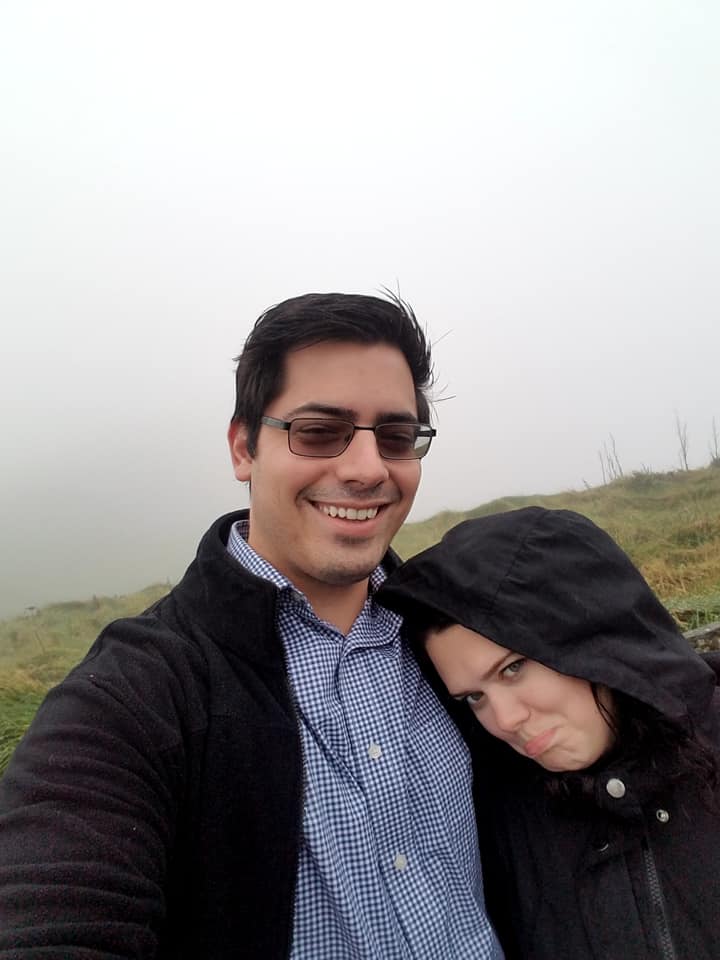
260,415,436,460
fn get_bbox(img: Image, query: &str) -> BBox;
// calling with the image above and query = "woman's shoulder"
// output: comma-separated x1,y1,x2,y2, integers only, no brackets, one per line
701,650,720,681
698,652,720,742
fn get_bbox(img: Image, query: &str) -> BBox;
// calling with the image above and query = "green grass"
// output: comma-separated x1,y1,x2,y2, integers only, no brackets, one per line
0,672,46,773
0,585,170,775
393,466,720,629
1,466,719,775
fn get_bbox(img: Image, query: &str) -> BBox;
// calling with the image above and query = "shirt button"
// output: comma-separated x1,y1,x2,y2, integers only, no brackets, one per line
656,809,670,823
368,742,383,760
606,778,626,799
393,853,408,871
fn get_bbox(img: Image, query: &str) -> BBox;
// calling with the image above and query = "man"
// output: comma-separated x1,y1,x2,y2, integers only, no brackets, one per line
0,293,503,958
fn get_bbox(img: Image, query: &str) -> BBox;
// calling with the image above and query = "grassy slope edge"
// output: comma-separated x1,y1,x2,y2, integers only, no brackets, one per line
1,466,719,773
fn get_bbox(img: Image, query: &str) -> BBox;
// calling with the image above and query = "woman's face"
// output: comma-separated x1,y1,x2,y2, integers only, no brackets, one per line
426,624,615,772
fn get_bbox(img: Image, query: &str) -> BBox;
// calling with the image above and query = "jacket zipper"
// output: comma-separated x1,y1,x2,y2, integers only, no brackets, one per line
282,667,306,959
641,837,677,960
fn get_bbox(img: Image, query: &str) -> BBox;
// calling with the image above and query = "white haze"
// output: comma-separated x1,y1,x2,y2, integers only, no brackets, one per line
1,0,719,618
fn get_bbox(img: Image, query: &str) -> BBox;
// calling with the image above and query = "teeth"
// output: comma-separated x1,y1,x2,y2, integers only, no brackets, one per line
319,504,378,521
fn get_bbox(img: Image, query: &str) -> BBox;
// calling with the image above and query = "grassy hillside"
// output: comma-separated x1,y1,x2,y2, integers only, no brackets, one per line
0,585,170,773
1,465,719,774
393,465,720,629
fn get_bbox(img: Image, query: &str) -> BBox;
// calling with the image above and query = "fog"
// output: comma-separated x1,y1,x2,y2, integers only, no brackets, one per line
2,1,718,618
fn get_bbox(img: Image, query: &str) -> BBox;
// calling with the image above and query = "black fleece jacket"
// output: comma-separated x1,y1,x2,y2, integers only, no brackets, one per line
378,507,720,960
0,510,402,959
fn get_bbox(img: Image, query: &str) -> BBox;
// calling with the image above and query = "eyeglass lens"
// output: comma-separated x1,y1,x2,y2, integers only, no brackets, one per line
288,419,429,459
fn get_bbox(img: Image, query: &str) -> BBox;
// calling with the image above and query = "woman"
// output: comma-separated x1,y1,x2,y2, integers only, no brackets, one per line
378,506,720,959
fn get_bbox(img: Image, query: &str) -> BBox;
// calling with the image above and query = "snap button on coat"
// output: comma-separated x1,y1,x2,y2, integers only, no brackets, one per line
606,778,626,799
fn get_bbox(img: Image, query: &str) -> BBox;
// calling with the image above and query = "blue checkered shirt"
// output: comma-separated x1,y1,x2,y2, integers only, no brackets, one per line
227,521,502,959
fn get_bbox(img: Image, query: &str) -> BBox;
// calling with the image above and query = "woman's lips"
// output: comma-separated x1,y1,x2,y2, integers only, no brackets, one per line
523,728,556,759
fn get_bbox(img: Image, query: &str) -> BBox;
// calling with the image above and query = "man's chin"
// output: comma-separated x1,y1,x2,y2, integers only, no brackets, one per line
315,551,387,587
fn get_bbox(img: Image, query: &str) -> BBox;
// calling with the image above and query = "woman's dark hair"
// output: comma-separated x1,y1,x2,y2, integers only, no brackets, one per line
409,612,720,807
231,291,434,455
546,686,720,808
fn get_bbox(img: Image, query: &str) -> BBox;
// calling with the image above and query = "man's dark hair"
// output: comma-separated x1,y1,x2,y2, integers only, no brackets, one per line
231,292,434,455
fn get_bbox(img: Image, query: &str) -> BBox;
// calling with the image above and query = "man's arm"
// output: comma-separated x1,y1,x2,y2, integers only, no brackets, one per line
0,624,193,958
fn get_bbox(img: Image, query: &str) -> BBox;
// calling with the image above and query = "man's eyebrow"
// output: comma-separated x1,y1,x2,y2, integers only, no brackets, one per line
283,403,357,420
282,402,420,424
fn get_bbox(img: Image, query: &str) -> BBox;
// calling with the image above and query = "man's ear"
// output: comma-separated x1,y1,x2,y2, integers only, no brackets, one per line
228,421,253,482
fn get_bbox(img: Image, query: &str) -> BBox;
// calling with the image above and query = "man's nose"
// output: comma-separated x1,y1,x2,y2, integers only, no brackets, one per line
334,428,391,486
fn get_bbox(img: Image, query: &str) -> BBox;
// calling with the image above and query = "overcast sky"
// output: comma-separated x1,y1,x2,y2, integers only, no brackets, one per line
2,1,718,618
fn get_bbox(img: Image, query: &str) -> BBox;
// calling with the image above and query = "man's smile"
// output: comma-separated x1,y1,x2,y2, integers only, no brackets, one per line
316,503,380,521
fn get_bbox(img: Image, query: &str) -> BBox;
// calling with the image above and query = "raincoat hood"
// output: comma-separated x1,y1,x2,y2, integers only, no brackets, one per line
379,507,716,732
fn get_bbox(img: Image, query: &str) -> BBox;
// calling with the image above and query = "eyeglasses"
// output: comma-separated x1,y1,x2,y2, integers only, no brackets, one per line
261,416,436,460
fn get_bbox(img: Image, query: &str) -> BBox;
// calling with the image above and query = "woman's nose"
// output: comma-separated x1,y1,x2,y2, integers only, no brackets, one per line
488,692,530,734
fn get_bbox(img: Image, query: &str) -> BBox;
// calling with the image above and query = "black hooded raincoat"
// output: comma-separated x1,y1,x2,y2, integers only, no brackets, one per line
378,507,720,960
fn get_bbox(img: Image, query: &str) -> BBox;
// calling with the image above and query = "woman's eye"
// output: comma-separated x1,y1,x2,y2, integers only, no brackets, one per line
502,658,526,678
464,691,484,705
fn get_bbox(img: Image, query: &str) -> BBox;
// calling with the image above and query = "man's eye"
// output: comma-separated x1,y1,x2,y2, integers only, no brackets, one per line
464,692,484,705
301,427,335,436
295,423,345,442
384,427,415,442
377,424,417,451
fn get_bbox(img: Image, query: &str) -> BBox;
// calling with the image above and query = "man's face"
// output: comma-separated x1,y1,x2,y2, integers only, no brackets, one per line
228,340,423,600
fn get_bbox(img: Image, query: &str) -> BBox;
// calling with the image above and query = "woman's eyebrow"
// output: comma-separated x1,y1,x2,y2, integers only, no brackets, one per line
448,651,515,698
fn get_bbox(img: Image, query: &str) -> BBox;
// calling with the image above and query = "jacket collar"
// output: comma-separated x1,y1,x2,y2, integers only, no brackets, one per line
167,510,403,671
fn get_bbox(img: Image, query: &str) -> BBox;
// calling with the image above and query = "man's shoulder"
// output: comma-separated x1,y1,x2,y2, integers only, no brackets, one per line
84,605,203,672
41,512,253,695
60,509,284,701
56,607,212,740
